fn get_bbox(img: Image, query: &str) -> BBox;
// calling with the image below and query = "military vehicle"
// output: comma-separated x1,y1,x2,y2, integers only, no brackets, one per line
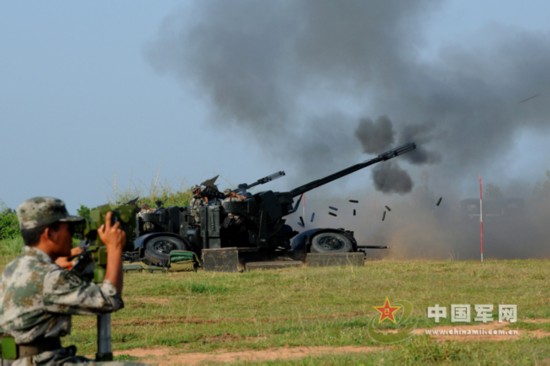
129,143,417,266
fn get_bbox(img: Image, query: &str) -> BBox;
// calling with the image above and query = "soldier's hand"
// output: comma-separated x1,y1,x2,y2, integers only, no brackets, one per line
98,211,126,252
99,211,125,292
55,247,83,270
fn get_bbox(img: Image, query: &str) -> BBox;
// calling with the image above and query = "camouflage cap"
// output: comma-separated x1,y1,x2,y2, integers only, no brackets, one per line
16,196,84,230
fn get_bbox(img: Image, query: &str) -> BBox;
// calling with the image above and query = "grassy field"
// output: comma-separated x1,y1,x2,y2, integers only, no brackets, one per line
80,259,548,365
1,242,549,365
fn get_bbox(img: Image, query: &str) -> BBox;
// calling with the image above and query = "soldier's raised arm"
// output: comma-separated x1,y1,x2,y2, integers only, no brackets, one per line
97,211,126,294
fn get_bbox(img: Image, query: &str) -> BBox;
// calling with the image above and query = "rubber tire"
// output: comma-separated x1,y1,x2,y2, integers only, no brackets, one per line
143,235,189,266
310,232,354,253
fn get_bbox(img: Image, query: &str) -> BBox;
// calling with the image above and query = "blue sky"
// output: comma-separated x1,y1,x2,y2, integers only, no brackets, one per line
2,0,550,214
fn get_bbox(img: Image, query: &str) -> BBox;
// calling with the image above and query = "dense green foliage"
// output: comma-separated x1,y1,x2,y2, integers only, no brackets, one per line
0,208,19,240
76,204,91,223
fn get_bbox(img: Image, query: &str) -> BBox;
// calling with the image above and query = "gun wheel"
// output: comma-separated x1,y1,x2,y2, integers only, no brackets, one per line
143,235,189,267
310,232,354,253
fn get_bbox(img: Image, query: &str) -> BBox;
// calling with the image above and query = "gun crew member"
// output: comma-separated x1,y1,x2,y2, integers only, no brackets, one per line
189,185,205,225
0,197,127,365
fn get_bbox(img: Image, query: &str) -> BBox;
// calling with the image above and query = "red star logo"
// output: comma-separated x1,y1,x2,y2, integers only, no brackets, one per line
373,297,401,323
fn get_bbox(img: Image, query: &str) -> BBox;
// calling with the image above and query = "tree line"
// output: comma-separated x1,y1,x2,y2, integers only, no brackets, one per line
0,185,193,241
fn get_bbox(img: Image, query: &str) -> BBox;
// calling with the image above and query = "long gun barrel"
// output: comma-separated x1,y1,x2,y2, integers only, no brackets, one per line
238,171,286,191
289,142,416,198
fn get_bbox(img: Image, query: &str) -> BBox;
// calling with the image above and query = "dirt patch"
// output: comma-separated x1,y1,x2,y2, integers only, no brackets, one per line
523,318,550,324
117,345,384,365
133,297,171,306
113,311,367,327
416,321,549,342
115,322,549,365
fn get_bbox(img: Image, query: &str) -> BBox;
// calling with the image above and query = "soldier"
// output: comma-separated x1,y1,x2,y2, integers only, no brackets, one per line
221,189,247,245
0,197,136,365
222,189,240,222
223,188,246,227
189,185,205,226
201,184,224,206
223,189,246,204
137,203,156,233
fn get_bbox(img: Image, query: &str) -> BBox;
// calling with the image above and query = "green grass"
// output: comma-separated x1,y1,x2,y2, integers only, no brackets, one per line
0,237,23,266
219,337,550,366
1,247,549,364
82,260,549,364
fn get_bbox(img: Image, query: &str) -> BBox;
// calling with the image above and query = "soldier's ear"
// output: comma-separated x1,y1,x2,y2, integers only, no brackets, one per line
45,227,54,240
39,226,53,243
45,224,61,241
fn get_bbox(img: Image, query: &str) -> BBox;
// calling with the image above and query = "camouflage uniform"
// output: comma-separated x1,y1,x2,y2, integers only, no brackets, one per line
189,186,205,225
0,197,140,365
0,247,123,365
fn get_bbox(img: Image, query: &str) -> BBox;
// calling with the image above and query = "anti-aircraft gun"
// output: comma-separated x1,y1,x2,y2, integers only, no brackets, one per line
133,143,416,266
221,142,417,254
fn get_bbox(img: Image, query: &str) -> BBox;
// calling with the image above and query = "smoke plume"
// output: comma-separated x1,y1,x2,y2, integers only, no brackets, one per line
146,0,550,259
372,162,413,194
355,116,395,154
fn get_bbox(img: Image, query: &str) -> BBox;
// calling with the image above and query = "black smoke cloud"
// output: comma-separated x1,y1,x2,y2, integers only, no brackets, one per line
146,0,436,183
355,116,395,154
372,162,413,194
399,122,441,165
146,0,550,258
354,115,435,193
